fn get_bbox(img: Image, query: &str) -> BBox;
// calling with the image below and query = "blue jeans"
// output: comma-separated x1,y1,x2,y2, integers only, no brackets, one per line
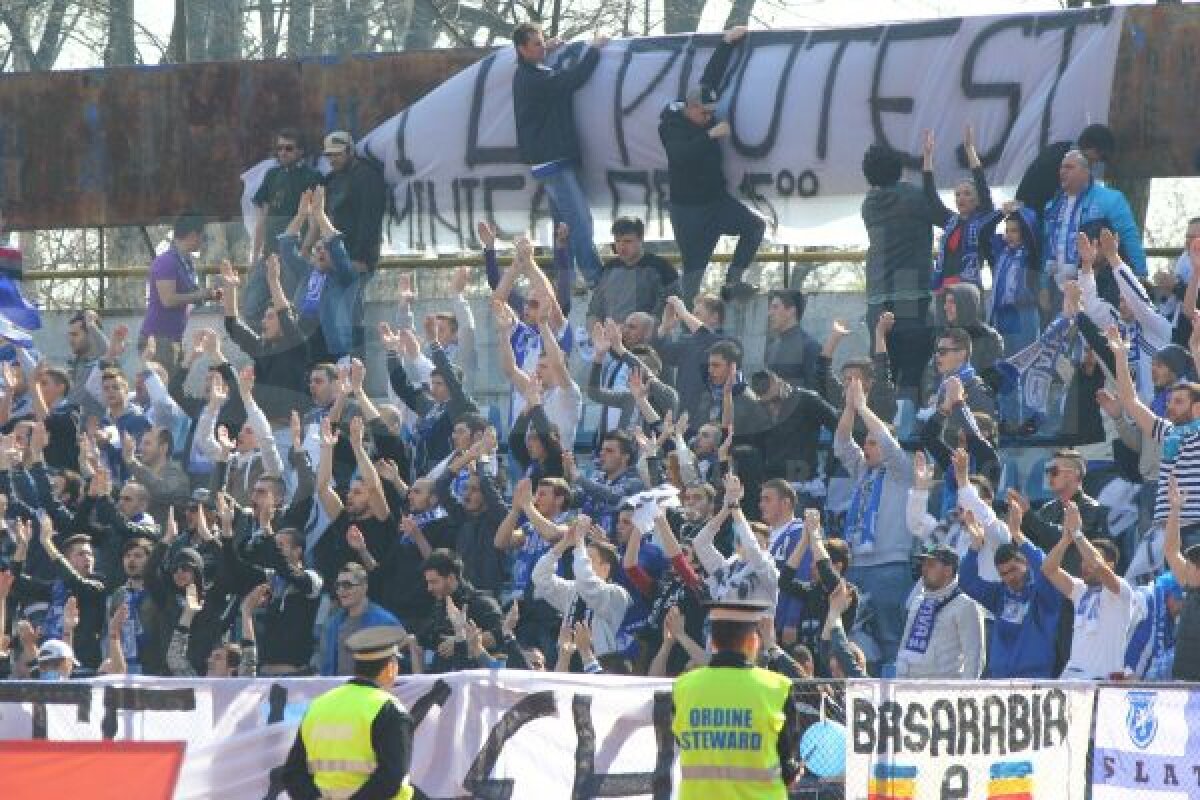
846,560,913,674
540,166,603,287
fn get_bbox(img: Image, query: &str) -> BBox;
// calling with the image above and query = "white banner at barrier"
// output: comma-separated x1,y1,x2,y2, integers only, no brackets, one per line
1092,686,1200,800
0,672,681,800
352,7,1124,251
845,682,1094,800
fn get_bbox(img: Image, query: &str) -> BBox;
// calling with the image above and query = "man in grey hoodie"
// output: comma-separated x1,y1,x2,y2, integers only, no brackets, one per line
834,376,916,671
65,311,109,420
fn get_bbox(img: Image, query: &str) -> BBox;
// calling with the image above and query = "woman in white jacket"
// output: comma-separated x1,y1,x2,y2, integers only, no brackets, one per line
532,514,630,657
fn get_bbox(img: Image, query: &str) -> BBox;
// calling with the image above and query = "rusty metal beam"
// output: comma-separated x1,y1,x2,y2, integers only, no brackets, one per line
0,48,486,230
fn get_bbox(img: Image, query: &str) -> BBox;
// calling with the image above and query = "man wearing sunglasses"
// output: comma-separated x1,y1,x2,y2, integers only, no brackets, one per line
245,128,322,325
1007,448,1109,673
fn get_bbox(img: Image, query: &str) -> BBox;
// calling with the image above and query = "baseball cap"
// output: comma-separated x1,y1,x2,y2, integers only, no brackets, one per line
37,638,80,666
323,131,353,155
685,86,718,111
917,543,959,570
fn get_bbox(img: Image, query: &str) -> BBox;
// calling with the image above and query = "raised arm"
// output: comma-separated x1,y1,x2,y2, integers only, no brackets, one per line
315,417,343,517
349,416,390,520
1107,323,1159,434
1041,502,1082,598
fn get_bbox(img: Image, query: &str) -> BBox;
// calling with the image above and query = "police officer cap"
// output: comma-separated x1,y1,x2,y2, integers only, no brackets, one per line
345,626,408,661
706,601,770,623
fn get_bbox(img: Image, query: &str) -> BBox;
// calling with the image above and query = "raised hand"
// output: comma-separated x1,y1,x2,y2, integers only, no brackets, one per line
941,375,965,410
628,367,648,402
951,447,970,487
451,265,470,295
349,414,365,449
398,274,416,306
1168,473,1186,513
377,321,405,354
590,321,611,356
1006,489,1029,517
1063,501,1082,538
1077,232,1096,273
875,311,895,338
922,129,935,167
120,431,137,465
63,596,80,633
962,509,986,550
163,506,179,545
346,524,368,553
555,222,570,248
290,410,304,449
106,324,130,360
1098,227,1120,265
802,507,822,537
242,583,271,613
708,120,731,139
476,220,496,250
663,605,684,640
319,416,338,448
220,258,240,288
183,583,203,615
1105,324,1129,357
265,254,281,286
844,374,866,411
503,601,520,637
913,450,934,491
722,472,745,505
829,319,850,339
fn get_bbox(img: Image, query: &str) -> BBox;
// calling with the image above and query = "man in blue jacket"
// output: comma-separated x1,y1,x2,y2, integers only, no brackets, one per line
512,23,609,288
959,508,1061,678
320,563,404,676
1042,148,1146,288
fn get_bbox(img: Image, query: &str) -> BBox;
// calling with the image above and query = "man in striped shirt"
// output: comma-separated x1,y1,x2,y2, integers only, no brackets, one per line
1109,326,1200,551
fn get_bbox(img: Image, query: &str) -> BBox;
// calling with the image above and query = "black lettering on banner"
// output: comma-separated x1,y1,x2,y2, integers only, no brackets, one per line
456,177,481,247
940,764,969,800
1042,687,1069,748
929,698,956,757
959,17,1029,169
737,172,777,229
1008,691,1031,752
956,697,980,756
1030,8,1115,150
0,682,92,739
1102,755,1115,781
797,170,819,197
525,183,557,237
394,110,415,176
776,169,794,196
727,30,808,160
876,701,902,755
409,679,453,728
650,691,676,800
426,179,469,252
466,54,521,168
101,686,196,740
852,697,875,753
266,683,288,724
607,169,664,225
902,702,929,753
869,19,962,170
461,690,558,800
981,694,1007,756
612,38,688,165
570,693,672,800
808,28,882,161
482,175,528,239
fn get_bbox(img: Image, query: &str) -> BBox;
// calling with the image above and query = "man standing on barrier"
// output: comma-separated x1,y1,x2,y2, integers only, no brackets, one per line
672,601,800,799
281,627,414,800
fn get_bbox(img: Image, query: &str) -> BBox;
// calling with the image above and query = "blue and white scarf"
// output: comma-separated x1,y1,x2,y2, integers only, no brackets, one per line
904,587,962,654
400,505,449,546
1046,187,1089,269
935,363,978,408
299,270,326,317
932,212,989,289
43,579,68,641
990,244,1033,316
998,315,1078,418
845,467,885,554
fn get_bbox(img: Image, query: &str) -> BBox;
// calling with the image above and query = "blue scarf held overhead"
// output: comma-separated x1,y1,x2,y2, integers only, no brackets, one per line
845,466,886,555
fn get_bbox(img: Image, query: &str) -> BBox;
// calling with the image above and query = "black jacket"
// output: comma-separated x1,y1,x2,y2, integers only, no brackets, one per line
658,38,740,206
513,47,600,165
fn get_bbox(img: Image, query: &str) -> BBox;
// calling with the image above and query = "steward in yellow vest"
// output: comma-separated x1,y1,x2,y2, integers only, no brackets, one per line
672,601,800,799
281,626,415,800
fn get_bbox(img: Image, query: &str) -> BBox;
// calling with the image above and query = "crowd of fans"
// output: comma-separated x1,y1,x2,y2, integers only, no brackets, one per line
0,23,1198,694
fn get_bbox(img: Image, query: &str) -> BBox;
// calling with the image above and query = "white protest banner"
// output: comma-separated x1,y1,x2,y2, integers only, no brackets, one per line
845,681,1094,800
0,671,683,800
1091,686,1200,800
352,7,1124,252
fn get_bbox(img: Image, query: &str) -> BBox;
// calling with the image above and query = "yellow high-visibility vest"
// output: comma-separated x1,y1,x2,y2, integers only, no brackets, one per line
672,664,791,800
300,682,414,800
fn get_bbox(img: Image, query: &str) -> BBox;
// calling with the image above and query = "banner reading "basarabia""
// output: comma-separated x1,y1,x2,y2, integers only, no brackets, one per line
846,682,1094,800
352,7,1124,251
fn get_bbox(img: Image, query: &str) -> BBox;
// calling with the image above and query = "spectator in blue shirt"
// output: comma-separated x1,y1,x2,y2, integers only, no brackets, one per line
958,506,1061,678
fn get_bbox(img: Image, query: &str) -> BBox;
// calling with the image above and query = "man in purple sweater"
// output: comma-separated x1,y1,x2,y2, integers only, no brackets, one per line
139,214,216,377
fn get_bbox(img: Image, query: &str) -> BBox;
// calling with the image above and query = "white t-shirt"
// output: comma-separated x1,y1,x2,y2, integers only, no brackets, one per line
1060,575,1138,680
543,381,583,452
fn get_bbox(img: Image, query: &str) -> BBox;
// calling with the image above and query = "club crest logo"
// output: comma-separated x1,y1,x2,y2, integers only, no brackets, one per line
1125,690,1158,749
